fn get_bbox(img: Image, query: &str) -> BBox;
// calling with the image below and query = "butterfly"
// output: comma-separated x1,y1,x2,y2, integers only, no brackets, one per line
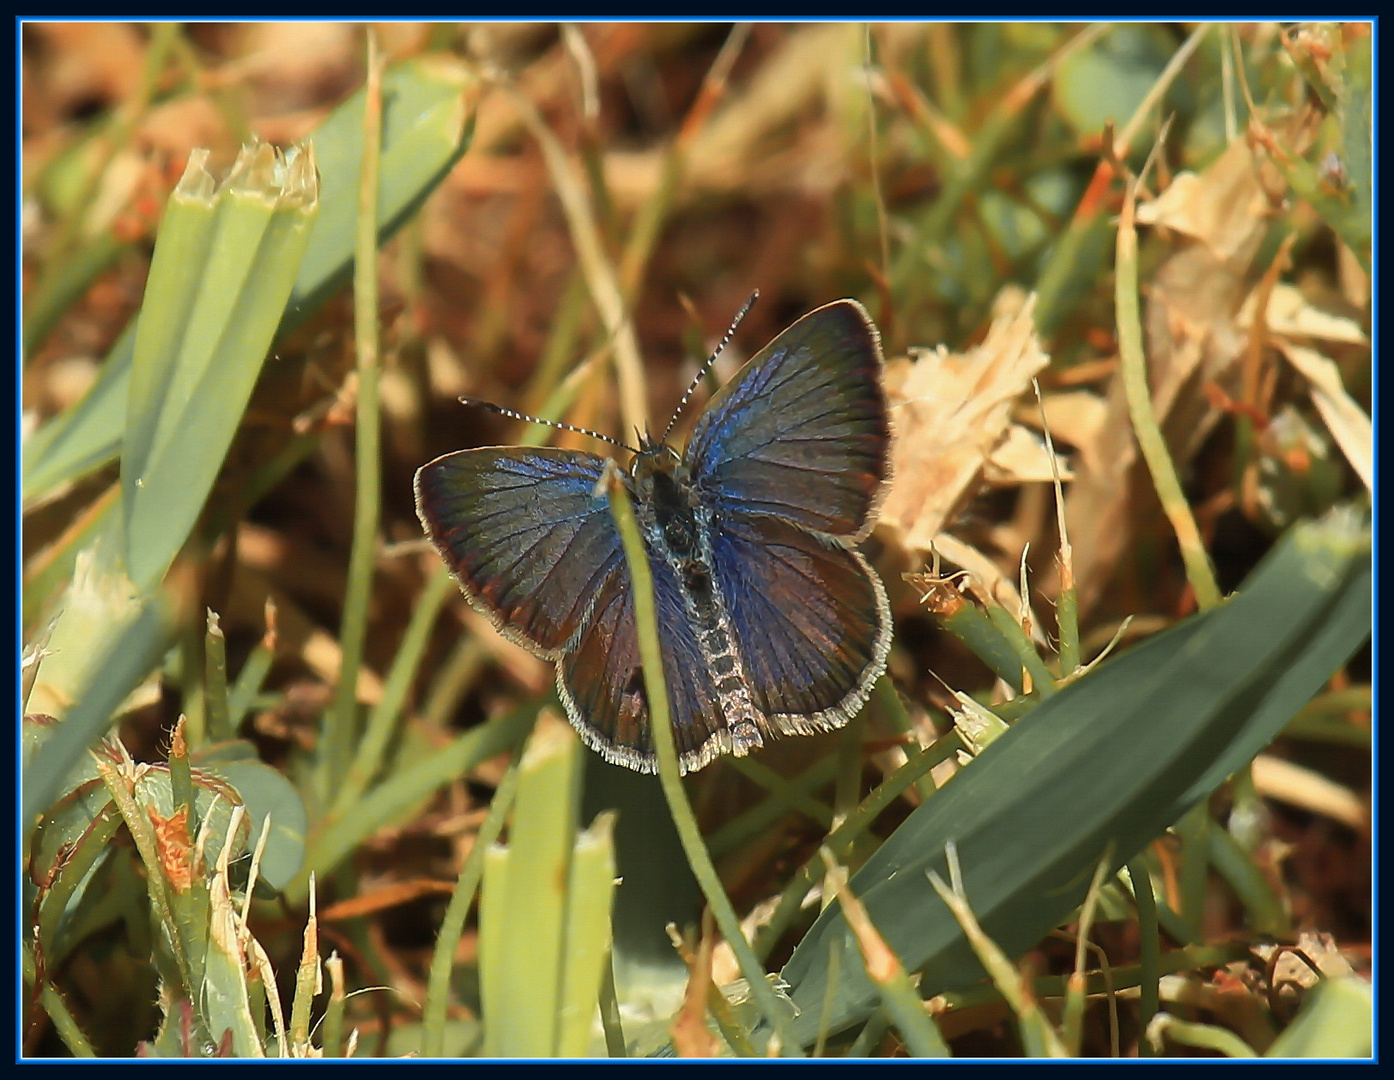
414,299,892,775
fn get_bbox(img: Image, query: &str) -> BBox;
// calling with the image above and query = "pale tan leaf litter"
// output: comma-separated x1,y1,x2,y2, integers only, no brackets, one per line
1057,117,1345,614
879,292,1052,557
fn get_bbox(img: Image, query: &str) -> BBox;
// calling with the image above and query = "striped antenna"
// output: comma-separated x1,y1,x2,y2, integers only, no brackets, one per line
658,290,759,447
457,397,640,455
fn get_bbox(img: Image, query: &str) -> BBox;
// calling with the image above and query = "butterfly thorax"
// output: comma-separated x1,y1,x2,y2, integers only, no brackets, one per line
626,440,765,756
629,442,699,559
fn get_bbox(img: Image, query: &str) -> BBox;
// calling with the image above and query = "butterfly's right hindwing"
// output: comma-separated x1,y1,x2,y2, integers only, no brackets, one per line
414,447,623,656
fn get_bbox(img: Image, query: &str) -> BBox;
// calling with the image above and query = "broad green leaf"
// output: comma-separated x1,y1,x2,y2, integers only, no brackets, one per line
777,509,1371,1046
201,759,308,893
1264,977,1372,1058
121,142,319,591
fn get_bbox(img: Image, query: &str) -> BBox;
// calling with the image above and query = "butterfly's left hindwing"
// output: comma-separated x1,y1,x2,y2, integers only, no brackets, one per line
709,513,890,729
414,448,623,656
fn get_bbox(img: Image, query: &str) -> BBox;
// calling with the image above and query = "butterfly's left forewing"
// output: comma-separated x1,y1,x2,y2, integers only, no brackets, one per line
414,447,623,656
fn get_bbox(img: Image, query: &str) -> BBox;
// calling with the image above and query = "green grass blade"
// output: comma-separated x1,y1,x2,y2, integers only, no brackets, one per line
777,509,1370,1045
556,811,618,1057
22,59,477,505
288,701,537,905
480,720,583,1056
122,143,319,591
22,591,174,829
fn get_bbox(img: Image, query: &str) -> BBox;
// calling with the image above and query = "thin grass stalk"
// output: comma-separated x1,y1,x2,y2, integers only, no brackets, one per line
291,700,536,905
94,752,197,1008
1176,801,1212,937
167,715,195,831
228,640,276,730
1115,182,1223,611
603,465,802,1056
727,756,837,829
845,1011,891,1058
420,758,521,1058
288,887,320,1053
825,723,866,913
24,944,97,1057
1111,24,1210,158
1062,854,1113,1054
873,675,938,803
1207,825,1290,938
327,565,456,820
322,32,386,793
984,603,1057,698
1127,857,1161,1057
927,852,1068,1057
320,953,347,1056
824,852,950,1057
938,941,1253,1013
204,610,234,743
918,582,1030,694
810,942,842,1058
1149,1016,1259,1058
597,956,626,1057
753,736,953,962
708,756,839,858
419,633,486,732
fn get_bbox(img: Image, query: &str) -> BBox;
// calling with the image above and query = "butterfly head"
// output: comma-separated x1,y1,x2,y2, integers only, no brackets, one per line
628,437,684,496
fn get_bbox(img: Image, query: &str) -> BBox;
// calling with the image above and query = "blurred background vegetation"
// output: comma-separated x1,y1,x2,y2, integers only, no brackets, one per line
21,22,1371,1058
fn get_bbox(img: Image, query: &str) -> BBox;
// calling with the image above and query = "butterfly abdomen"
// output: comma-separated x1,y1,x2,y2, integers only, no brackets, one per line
630,450,766,762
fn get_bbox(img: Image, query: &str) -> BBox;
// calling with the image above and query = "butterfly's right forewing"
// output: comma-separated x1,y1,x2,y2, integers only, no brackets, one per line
414,447,624,656
685,300,889,541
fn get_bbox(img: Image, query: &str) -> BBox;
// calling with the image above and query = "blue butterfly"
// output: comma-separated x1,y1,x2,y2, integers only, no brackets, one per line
414,299,892,774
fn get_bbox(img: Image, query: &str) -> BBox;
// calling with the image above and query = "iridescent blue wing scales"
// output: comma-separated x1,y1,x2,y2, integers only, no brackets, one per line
710,514,890,732
684,300,892,732
414,448,622,656
686,300,890,541
559,528,739,774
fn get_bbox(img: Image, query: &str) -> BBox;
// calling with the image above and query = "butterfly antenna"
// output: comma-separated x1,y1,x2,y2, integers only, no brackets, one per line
658,289,759,446
458,398,640,455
